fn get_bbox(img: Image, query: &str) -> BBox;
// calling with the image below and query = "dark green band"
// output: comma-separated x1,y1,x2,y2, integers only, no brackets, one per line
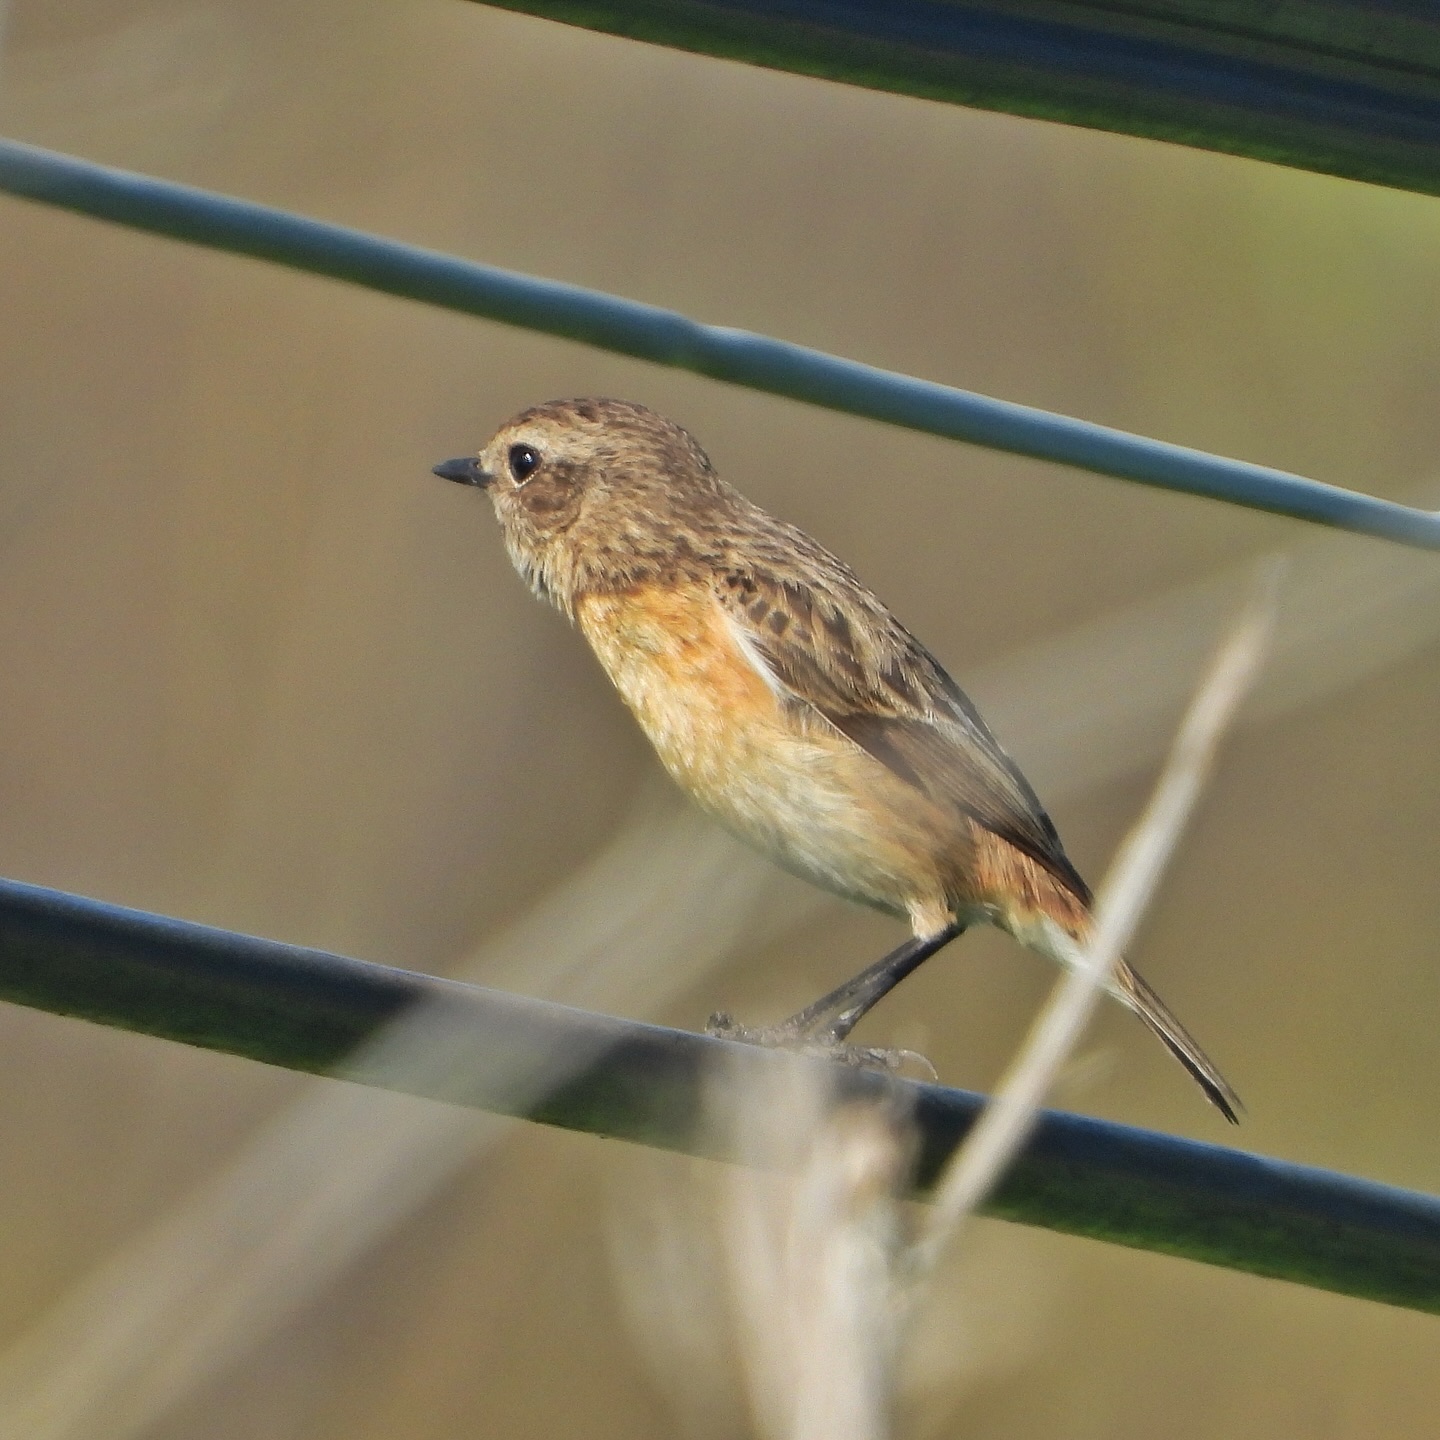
477,0,1440,196
1,874,1436,1313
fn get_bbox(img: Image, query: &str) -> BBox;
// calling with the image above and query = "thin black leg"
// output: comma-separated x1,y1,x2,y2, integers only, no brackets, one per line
786,921,966,1043
708,920,966,1051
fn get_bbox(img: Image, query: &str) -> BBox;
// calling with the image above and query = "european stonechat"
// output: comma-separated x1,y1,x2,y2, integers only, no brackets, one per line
435,398,1239,1121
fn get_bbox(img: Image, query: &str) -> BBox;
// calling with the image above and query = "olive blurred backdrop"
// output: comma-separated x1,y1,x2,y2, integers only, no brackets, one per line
1,1,1438,1436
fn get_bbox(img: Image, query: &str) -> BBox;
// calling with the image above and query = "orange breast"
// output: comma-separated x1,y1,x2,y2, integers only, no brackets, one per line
574,581,959,924
575,581,780,796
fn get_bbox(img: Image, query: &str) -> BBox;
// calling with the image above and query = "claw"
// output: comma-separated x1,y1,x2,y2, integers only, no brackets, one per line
705,1012,937,1081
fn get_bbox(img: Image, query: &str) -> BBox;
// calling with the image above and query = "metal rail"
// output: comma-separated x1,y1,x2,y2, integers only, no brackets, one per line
477,0,1440,196
2,137,1438,549
0,874,1436,1313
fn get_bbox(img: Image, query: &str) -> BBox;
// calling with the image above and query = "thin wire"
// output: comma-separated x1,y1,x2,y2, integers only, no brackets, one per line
0,136,1438,550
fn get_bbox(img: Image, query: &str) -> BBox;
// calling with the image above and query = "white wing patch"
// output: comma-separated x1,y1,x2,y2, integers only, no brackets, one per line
720,604,790,706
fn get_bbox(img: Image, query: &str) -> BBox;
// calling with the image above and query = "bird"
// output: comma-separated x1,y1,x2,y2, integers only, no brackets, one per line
433,397,1241,1122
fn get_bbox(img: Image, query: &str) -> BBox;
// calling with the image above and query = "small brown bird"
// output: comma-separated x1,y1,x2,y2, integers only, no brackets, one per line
435,398,1240,1121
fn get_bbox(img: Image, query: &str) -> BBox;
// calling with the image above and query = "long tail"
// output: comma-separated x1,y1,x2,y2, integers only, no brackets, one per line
1111,959,1243,1124
973,834,1242,1121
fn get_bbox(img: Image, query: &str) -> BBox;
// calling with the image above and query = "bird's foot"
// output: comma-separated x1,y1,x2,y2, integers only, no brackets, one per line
706,1011,937,1082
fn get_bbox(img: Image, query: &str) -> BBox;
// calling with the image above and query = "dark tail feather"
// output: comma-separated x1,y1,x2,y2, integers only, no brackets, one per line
1114,960,1243,1124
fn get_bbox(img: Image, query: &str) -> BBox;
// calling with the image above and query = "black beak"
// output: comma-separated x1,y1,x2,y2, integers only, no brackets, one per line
432,456,491,487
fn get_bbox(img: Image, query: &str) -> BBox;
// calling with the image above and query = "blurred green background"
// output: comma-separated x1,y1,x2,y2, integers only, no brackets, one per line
0,0,1438,1435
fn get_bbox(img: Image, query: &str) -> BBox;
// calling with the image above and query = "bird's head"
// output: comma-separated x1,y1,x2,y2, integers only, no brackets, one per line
434,397,734,612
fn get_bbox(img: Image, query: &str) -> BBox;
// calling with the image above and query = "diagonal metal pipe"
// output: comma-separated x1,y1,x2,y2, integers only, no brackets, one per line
0,873,1436,1313
1,137,1438,549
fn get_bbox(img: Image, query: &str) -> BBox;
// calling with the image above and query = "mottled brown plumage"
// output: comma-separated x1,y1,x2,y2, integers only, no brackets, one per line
434,398,1240,1121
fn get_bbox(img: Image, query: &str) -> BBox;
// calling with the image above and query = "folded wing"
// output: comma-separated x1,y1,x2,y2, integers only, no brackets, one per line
713,545,1090,905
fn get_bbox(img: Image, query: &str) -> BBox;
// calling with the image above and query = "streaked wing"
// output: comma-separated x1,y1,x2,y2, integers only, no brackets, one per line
714,549,1090,903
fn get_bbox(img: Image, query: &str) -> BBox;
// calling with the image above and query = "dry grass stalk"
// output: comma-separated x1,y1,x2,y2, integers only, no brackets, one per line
915,559,1281,1268
715,1061,912,1440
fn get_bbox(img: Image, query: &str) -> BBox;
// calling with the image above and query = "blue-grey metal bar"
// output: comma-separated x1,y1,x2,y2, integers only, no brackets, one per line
2,137,1437,550
0,872,1437,1313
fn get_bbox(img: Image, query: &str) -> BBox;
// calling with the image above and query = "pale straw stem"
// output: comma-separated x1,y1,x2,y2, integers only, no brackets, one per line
916,559,1282,1270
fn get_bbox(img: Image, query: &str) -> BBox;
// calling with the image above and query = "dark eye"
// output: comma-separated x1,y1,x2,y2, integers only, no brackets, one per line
508,444,541,482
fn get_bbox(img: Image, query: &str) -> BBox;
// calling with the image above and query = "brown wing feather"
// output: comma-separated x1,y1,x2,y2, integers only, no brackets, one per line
714,545,1090,904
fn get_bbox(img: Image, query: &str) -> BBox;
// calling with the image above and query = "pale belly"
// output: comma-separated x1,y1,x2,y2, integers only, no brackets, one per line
576,585,955,923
